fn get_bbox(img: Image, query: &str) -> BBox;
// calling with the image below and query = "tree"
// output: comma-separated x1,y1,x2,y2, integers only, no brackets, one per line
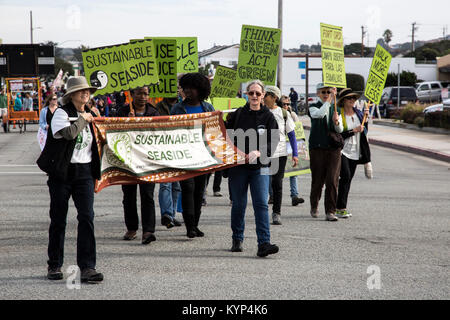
344,43,371,57
385,71,418,87
383,29,393,46
346,73,365,92
55,57,74,76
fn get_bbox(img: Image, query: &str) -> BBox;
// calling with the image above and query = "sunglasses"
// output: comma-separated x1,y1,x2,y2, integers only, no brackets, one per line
51,97,57,100
320,90,332,95
283,103,291,106
345,96,357,101
248,91,262,97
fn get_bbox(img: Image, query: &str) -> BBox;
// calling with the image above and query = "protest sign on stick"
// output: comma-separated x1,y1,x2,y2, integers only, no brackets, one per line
210,66,240,99
364,44,392,106
320,23,346,89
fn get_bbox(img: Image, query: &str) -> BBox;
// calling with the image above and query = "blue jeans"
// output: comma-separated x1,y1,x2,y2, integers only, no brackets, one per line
158,182,181,220
290,176,298,198
229,166,271,246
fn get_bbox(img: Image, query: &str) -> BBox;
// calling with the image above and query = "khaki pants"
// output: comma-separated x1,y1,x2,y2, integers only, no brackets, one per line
309,148,342,214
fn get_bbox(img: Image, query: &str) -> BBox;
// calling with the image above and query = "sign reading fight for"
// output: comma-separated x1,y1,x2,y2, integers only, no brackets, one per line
237,25,281,85
82,40,159,95
147,39,178,98
320,23,347,88
364,44,392,104
210,66,240,99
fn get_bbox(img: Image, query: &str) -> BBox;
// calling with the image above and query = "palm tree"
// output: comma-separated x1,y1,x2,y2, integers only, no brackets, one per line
383,29,393,46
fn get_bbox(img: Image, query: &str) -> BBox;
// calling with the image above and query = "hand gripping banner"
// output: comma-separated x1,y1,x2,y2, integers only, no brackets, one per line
92,111,246,192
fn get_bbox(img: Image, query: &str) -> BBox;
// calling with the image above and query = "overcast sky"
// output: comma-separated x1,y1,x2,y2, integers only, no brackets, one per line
0,0,448,51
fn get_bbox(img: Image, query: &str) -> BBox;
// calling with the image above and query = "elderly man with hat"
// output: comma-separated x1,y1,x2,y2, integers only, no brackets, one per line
37,76,103,283
264,85,298,225
308,83,343,221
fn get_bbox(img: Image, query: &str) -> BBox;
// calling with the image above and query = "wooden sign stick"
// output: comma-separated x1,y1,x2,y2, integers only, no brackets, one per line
362,101,371,125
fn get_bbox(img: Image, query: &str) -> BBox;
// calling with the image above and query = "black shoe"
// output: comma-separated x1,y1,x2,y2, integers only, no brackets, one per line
187,229,197,238
47,267,63,280
172,218,182,227
257,243,279,257
193,227,204,237
161,215,174,229
142,232,156,245
292,196,305,207
231,239,243,252
81,268,104,283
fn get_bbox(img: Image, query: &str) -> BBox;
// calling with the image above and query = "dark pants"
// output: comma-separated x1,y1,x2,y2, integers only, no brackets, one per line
180,175,208,231
206,171,223,193
47,163,96,270
270,156,288,214
122,183,156,233
337,155,358,210
309,148,341,214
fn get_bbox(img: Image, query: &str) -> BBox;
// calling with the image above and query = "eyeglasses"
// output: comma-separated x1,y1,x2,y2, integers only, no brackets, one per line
248,91,262,97
345,97,357,101
51,97,57,100
283,103,291,106
320,90,332,95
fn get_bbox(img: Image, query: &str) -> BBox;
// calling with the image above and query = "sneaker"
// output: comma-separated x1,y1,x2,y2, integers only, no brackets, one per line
364,162,373,179
172,218,182,227
257,243,279,257
292,196,305,206
325,213,339,222
231,239,243,252
161,215,174,229
123,230,137,241
81,268,104,283
272,213,282,225
142,232,156,245
193,227,204,237
310,209,319,219
47,267,63,280
336,210,350,219
213,191,223,197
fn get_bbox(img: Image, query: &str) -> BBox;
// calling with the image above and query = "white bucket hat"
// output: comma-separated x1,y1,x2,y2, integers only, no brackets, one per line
62,76,97,104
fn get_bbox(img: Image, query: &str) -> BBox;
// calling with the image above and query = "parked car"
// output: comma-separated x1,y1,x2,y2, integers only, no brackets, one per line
415,81,448,103
423,99,450,114
298,93,319,114
378,87,418,118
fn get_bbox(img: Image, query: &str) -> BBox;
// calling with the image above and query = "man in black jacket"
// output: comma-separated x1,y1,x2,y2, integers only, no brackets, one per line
117,87,160,245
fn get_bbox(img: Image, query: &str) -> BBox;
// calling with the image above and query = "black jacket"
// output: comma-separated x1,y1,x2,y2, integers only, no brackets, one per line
36,102,101,182
340,107,371,164
225,103,279,170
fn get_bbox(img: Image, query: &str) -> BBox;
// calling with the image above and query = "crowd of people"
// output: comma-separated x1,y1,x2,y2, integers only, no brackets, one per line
35,73,372,283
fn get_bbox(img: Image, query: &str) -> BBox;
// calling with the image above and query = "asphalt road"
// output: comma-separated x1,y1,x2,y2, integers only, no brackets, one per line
0,125,449,300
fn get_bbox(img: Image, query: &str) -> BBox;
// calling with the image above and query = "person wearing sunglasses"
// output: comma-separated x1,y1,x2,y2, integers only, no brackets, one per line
263,86,298,226
225,80,280,257
308,83,343,222
335,88,371,219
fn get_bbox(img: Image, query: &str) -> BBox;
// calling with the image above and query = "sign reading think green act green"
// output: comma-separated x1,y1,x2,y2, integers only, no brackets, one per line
149,37,198,73
237,25,281,85
210,66,240,99
148,39,178,98
82,40,159,96
320,23,347,88
364,44,392,105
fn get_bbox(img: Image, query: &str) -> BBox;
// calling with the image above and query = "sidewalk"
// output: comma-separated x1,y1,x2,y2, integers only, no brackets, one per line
299,116,450,163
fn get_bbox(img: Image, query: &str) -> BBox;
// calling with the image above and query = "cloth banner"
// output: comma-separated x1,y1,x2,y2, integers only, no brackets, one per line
92,111,246,192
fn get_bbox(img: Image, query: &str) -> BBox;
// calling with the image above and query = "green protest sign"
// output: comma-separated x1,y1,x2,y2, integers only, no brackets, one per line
82,40,159,96
210,66,240,99
364,44,392,105
320,23,346,88
148,39,178,98
236,25,281,85
212,98,247,111
148,37,198,73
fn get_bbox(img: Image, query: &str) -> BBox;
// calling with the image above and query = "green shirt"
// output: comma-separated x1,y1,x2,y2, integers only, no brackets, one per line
0,94,7,109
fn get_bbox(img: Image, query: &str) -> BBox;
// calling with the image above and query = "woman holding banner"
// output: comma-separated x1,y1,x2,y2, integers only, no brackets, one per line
171,73,214,239
225,80,280,257
335,88,371,219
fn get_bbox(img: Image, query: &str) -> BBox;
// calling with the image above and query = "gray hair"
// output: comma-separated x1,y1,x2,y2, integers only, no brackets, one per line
246,80,265,93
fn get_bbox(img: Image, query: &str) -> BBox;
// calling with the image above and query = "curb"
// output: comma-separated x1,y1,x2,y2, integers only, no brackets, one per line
373,120,450,136
303,125,450,163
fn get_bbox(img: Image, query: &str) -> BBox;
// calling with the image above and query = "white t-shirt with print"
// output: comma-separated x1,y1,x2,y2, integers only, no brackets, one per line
270,107,296,158
51,108,93,164
342,114,361,161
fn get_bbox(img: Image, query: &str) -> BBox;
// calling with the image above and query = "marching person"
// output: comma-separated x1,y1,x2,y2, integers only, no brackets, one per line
281,95,305,206
225,80,280,257
289,87,299,114
171,72,214,238
263,86,298,225
37,76,103,282
117,87,160,244
308,83,343,222
38,93,59,150
335,88,371,219
0,88,8,133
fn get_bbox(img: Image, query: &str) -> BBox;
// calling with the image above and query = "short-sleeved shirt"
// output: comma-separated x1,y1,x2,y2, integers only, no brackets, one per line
51,108,93,164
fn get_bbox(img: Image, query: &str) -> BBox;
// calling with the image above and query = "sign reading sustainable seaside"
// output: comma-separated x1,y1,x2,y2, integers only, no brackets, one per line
210,66,240,99
237,25,281,85
320,23,346,88
364,44,392,105
82,40,159,95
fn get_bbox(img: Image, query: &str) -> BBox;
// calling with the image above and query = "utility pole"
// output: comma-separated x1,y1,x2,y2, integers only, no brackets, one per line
30,11,33,44
361,26,366,57
277,0,283,90
411,22,417,52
